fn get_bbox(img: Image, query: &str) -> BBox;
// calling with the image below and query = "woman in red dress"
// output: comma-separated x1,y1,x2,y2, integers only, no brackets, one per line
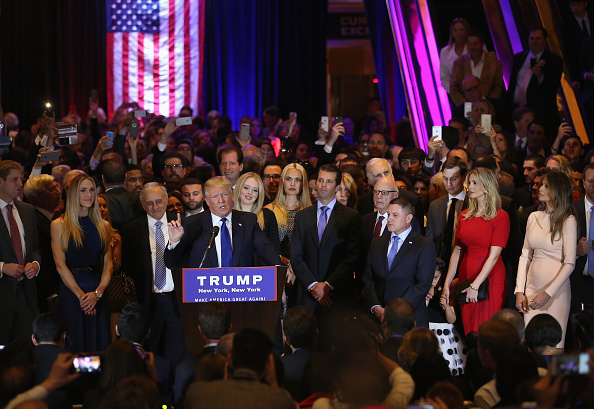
441,167,510,334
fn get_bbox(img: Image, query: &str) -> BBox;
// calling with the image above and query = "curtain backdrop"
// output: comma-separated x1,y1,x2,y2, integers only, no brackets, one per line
363,0,407,144
0,0,107,130
1,0,326,135
204,0,327,135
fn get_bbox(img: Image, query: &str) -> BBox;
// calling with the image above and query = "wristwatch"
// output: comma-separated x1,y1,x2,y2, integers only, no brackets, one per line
94,290,103,300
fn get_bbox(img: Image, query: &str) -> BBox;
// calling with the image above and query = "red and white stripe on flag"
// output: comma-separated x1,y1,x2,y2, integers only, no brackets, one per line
106,0,204,118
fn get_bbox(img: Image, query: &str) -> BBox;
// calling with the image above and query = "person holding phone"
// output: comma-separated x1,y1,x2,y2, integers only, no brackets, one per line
441,168,510,334
50,174,113,352
515,171,577,348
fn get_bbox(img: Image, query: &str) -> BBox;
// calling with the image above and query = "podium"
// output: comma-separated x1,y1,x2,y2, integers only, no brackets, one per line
173,265,287,356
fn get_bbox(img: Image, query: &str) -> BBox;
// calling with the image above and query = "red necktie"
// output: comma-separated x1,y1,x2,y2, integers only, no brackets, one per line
373,215,384,238
7,204,24,265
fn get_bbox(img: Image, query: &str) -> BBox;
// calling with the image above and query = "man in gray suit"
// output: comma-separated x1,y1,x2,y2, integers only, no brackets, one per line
184,328,294,409
0,160,41,344
426,156,468,267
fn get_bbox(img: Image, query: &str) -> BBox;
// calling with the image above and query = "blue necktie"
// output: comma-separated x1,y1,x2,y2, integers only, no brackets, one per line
220,218,233,267
318,206,328,242
154,221,166,290
588,206,594,277
387,235,400,269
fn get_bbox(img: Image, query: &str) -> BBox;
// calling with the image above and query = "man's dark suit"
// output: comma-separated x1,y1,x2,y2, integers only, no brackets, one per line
290,202,361,311
173,344,216,404
579,36,594,134
120,213,187,367
508,49,563,134
426,194,467,265
34,209,60,312
570,199,594,313
34,343,67,382
163,210,279,269
0,200,41,344
362,230,436,327
103,186,144,230
281,347,314,401
561,14,592,82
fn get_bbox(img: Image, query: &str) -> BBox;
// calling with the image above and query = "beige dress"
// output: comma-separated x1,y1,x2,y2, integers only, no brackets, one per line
515,211,577,348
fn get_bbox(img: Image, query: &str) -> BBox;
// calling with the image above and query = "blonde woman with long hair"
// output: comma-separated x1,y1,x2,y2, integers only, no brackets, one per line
265,163,311,265
50,174,113,352
515,171,577,348
265,163,311,306
441,168,509,334
234,172,280,257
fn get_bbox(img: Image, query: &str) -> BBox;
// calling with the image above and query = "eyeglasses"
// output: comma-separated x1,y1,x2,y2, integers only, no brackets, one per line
373,190,398,196
163,164,184,170
263,174,281,180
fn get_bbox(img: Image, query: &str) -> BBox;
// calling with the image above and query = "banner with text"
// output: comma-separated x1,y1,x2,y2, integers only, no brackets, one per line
183,267,277,303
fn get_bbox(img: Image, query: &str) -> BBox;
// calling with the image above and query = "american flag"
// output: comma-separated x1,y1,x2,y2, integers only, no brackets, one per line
106,0,204,118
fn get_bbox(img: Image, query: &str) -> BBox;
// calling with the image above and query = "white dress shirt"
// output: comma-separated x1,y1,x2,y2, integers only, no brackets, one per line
148,213,174,293
211,212,233,268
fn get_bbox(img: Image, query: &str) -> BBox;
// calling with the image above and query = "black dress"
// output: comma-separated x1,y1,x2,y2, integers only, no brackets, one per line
58,216,109,352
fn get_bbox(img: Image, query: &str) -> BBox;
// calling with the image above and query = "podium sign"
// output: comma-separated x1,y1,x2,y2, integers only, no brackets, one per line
183,266,278,303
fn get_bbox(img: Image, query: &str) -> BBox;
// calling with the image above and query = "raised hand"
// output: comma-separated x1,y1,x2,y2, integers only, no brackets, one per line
168,213,184,244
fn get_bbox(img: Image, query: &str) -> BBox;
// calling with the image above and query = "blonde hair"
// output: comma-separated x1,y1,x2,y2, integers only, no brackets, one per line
204,176,232,197
546,155,574,184
341,173,358,209
60,174,109,251
271,163,311,227
234,172,266,229
464,168,501,220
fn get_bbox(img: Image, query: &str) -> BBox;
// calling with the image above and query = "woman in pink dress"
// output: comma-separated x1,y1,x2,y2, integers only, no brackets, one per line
515,171,576,348
441,168,510,334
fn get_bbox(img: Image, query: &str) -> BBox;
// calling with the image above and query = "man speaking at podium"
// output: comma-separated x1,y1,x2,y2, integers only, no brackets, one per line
165,177,280,269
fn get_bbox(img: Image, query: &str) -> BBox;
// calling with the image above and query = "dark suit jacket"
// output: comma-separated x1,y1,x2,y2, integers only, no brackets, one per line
164,209,279,269
103,186,144,230
362,230,436,327
561,14,591,82
0,200,41,344
120,213,178,307
34,209,60,312
508,49,563,127
290,202,361,309
579,35,594,104
34,343,67,382
426,194,468,263
281,348,314,401
173,345,216,403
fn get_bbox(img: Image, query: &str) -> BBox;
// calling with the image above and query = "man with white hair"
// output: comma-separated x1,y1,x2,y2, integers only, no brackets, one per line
358,158,424,230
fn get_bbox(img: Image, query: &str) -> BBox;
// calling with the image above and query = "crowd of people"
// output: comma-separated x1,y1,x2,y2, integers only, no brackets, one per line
2,2,594,408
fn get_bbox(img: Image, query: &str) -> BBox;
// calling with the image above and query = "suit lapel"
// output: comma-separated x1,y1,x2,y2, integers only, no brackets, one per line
307,206,321,249
204,212,218,267
231,211,244,266
139,218,152,272
389,231,417,273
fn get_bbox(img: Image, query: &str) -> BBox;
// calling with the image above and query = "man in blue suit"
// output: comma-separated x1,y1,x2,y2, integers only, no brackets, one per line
362,197,436,327
165,176,279,269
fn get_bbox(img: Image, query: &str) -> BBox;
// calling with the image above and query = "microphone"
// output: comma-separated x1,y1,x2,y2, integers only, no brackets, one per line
199,226,220,268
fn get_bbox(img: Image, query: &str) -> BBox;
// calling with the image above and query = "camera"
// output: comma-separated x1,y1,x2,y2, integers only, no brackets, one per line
56,122,79,146
72,355,101,373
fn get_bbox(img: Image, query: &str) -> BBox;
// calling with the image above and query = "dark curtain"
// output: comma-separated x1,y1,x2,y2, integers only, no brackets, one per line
0,0,107,131
363,0,407,143
204,0,327,135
